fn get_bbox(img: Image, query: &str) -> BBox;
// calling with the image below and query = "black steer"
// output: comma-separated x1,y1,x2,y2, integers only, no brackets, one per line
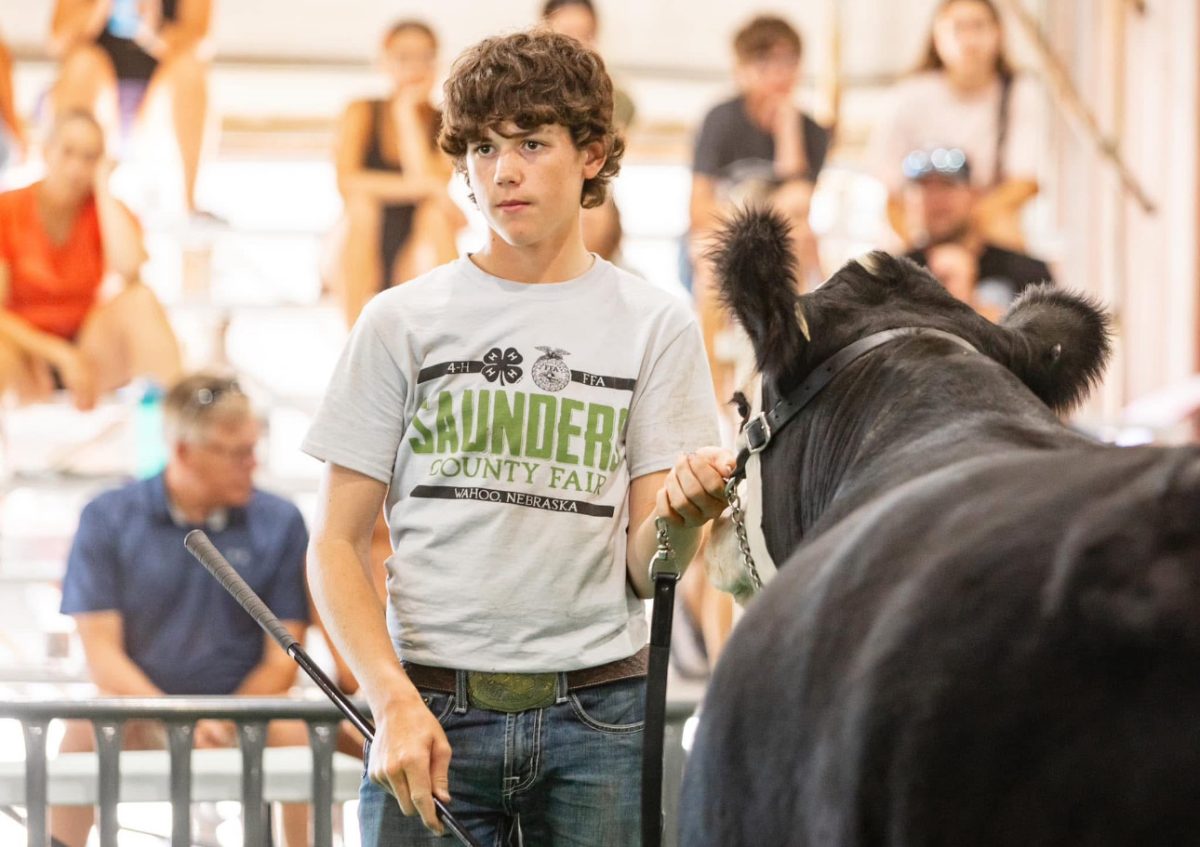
681,209,1200,847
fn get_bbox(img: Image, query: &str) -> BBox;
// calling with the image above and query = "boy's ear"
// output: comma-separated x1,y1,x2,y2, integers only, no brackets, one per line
582,140,607,179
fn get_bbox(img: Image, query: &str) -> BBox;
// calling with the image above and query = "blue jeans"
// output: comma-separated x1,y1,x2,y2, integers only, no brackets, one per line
359,674,645,846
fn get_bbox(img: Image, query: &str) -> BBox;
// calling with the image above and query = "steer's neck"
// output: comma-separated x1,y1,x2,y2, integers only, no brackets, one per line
762,350,1087,563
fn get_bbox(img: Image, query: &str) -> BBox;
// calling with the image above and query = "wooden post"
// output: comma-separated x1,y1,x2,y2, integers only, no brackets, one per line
819,0,843,136
1106,0,1130,414
996,0,1156,214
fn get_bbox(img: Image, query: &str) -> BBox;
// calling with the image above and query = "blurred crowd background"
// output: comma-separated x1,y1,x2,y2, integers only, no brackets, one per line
0,0,1197,843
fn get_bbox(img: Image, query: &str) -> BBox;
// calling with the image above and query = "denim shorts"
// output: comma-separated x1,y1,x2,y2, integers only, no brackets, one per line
358,673,645,846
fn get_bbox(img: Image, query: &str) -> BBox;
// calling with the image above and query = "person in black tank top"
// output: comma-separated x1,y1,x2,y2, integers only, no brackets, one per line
362,98,426,288
330,20,464,326
95,0,179,82
49,0,216,216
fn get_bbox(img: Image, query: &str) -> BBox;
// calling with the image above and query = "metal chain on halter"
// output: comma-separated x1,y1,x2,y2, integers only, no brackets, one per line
724,477,764,591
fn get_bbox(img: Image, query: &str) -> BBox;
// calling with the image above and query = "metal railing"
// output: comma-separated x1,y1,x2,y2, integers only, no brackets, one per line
0,696,357,847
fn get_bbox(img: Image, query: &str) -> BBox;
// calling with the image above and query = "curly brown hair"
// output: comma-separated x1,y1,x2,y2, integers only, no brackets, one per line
438,30,624,209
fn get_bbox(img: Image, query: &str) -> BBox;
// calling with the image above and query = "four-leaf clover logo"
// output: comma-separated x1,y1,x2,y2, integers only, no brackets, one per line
481,347,524,385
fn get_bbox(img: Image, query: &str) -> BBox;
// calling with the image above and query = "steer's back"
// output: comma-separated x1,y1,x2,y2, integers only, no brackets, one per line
682,444,1200,847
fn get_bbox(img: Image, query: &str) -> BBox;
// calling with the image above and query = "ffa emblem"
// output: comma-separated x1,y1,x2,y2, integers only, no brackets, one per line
481,347,523,385
532,347,571,392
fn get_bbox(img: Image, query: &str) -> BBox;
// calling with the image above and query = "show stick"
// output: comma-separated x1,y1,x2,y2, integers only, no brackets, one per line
184,529,482,847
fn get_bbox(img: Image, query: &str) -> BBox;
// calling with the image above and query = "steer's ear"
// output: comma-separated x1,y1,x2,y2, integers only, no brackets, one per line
999,285,1112,413
710,207,809,381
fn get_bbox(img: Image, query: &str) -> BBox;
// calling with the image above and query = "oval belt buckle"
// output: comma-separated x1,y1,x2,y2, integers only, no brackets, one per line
467,671,558,713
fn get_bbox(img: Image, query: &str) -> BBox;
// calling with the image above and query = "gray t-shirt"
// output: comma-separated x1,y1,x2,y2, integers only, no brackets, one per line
303,256,720,672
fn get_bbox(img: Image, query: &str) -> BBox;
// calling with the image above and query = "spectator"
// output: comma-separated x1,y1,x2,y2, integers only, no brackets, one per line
331,20,463,326
900,147,1052,320
690,15,830,396
540,0,635,131
53,373,311,847
540,0,632,262
0,24,29,173
48,0,215,217
0,109,181,411
868,0,1040,250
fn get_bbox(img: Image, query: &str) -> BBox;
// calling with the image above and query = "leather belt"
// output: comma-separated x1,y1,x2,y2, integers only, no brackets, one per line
403,645,649,713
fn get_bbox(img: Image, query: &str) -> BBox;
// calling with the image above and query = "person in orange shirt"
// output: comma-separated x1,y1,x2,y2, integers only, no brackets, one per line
0,109,181,411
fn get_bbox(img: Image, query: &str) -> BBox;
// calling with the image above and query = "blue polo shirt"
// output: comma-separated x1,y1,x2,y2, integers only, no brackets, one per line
60,474,310,695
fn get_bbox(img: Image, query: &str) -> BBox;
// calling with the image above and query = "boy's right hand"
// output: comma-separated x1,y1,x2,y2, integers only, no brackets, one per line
368,692,453,836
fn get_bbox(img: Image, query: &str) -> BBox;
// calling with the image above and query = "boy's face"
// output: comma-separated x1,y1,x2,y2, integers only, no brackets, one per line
466,122,606,249
735,43,800,101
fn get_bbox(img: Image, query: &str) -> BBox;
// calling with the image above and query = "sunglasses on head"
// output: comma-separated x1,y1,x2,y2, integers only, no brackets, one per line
188,379,243,412
902,147,970,181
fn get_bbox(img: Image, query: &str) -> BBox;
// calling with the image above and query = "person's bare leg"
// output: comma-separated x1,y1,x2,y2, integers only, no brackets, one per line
77,282,183,393
338,194,384,326
147,51,209,212
392,199,462,285
267,719,312,847
0,335,61,405
690,243,734,404
49,719,97,847
50,45,118,144
580,197,622,262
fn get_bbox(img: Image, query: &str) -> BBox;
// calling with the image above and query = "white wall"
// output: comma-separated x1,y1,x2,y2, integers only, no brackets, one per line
1044,0,1197,420
5,1,1195,421
2,0,942,76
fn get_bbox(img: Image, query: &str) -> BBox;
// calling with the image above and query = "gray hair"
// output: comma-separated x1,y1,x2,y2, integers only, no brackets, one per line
162,373,252,445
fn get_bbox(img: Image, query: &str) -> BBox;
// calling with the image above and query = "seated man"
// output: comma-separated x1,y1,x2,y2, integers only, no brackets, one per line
54,373,310,847
899,147,1053,320
0,109,181,411
49,0,215,216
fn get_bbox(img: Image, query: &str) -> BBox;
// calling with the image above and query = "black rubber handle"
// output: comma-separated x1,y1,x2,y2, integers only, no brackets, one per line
184,529,299,652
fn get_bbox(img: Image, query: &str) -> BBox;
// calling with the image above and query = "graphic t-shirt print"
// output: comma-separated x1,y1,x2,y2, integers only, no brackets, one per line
408,344,637,517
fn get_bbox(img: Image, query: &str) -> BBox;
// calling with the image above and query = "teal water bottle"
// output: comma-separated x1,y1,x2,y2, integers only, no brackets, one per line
135,382,166,478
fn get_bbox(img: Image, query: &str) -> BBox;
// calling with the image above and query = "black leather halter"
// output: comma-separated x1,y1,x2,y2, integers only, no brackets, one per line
731,326,978,481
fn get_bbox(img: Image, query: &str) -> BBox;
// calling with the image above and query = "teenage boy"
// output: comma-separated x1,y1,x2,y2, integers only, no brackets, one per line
304,30,729,846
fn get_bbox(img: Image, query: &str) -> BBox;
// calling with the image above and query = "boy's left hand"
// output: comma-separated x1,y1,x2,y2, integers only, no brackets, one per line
656,447,736,528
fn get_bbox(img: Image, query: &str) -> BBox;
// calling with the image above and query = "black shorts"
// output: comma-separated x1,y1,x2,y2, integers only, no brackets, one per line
96,30,159,82
380,203,417,287
49,333,80,392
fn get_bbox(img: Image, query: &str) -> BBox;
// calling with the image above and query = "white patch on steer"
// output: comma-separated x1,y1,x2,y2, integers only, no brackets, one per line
705,513,760,606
